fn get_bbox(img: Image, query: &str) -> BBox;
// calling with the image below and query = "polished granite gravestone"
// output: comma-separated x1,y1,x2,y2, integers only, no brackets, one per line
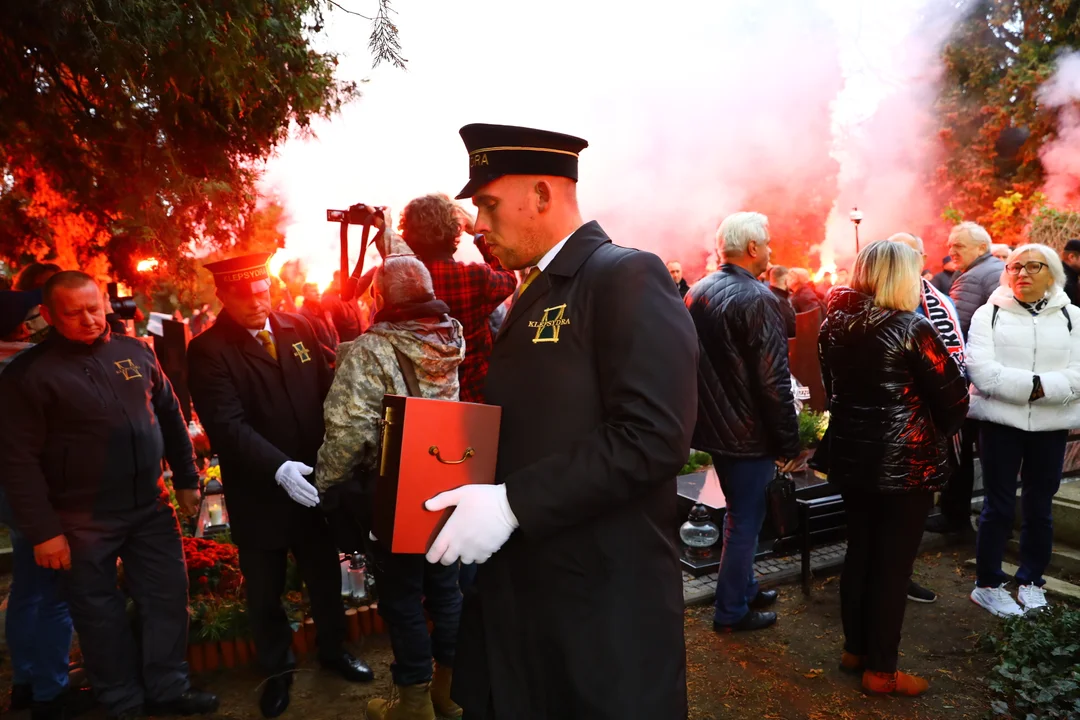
675,465,837,576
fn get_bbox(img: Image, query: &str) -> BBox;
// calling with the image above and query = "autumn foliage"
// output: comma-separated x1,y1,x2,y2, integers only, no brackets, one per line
0,0,359,284
934,0,1080,245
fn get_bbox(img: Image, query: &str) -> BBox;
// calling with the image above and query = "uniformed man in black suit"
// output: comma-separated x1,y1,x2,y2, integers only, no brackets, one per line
423,125,699,719
187,254,373,719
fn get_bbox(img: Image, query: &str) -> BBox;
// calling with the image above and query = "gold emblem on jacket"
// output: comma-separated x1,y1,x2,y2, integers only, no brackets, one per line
529,304,570,344
114,359,142,381
292,341,312,363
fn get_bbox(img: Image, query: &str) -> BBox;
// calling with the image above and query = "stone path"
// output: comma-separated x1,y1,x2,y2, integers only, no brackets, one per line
682,541,847,605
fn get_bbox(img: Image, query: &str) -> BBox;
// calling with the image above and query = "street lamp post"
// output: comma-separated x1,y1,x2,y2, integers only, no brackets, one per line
849,207,864,254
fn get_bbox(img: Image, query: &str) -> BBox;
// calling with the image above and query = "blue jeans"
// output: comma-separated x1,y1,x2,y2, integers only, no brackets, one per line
976,422,1067,588
6,524,74,702
366,540,462,685
712,457,774,625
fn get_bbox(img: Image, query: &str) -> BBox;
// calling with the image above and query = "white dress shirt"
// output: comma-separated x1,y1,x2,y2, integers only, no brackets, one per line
247,318,273,341
536,230,577,272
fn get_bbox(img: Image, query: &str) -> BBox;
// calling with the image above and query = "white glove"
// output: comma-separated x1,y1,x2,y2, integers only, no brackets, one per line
275,461,320,508
425,484,519,565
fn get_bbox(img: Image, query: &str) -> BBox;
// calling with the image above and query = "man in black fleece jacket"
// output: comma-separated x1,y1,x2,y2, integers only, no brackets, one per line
0,272,217,720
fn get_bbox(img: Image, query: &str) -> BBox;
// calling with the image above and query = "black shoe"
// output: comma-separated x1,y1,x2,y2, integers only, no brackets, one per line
28,686,96,720
749,589,779,610
259,675,292,719
107,707,143,720
924,514,957,533
145,689,219,716
64,687,97,718
907,581,937,603
11,684,33,712
320,651,375,683
925,514,974,535
713,611,778,633
31,698,65,720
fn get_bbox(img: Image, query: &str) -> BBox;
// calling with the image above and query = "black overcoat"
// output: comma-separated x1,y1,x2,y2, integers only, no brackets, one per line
452,221,699,719
187,310,333,549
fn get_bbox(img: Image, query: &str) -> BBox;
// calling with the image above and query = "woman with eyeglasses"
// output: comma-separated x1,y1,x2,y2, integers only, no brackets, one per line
966,244,1080,617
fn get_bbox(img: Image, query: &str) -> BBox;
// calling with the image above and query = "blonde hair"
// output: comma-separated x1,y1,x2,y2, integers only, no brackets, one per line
851,241,922,312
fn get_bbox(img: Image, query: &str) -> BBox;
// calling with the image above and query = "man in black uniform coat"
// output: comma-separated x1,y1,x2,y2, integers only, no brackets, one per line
422,124,699,719
0,271,218,720
187,254,373,719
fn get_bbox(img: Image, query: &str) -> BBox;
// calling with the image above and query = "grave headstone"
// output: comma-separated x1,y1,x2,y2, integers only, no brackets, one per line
790,307,825,412
152,318,192,423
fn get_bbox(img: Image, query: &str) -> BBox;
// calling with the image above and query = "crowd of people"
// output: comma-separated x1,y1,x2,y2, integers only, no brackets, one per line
0,120,1078,720
682,215,1078,697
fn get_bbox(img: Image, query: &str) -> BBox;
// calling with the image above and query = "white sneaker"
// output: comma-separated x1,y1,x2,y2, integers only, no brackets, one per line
1017,584,1049,611
970,585,1026,617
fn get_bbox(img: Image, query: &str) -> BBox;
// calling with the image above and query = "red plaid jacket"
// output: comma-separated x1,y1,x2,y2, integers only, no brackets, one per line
421,242,516,403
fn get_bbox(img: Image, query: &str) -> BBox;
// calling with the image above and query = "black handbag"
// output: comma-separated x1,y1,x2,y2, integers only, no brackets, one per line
321,346,423,553
766,469,799,537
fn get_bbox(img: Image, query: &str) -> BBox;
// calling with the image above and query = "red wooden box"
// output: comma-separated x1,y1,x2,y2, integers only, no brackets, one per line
372,395,501,553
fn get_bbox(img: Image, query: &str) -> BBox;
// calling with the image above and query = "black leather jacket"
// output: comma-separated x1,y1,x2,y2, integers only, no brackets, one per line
686,264,801,459
818,287,969,494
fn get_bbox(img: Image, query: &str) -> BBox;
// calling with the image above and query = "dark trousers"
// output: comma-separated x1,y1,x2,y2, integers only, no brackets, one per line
458,562,478,595
61,499,190,715
840,491,932,674
976,422,1067,588
938,418,979,527
367,541,462,686
238,519,346,674
6,525,73,702
712,457,773,625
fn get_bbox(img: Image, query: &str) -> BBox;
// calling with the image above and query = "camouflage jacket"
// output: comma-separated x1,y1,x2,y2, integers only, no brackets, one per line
315,315,465,491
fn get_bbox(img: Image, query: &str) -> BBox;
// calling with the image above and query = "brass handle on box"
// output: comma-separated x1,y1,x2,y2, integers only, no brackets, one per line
378,406,395,477
429,445,474,465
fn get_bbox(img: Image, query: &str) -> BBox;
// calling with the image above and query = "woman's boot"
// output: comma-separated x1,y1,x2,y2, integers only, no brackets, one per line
366,683,436,720
862,670,929,696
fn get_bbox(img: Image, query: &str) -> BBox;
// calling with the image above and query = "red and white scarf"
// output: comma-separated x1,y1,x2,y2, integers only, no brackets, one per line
921,277,966,375
921,278,966,456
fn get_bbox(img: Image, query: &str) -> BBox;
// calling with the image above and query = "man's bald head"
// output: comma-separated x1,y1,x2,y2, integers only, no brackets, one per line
887,232,924,254
42,271,97,310
886,232,927,270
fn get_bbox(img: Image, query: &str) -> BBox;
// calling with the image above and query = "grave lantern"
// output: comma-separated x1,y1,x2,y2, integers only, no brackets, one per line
679,503,720,557
195,474,229,538
339,553,369,603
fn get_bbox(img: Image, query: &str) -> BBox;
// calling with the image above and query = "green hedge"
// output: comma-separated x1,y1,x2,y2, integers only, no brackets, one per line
984,606,1080,718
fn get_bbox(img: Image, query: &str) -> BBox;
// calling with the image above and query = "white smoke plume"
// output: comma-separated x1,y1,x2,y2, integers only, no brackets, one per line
264,0,967,285
1038,51,1080,209
821,0,967,272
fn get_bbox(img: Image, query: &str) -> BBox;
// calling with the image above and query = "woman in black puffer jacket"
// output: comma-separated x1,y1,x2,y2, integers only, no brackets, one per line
818,240,969,697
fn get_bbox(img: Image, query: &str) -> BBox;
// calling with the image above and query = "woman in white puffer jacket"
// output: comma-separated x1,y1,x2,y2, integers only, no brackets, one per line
966,243,1080,618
